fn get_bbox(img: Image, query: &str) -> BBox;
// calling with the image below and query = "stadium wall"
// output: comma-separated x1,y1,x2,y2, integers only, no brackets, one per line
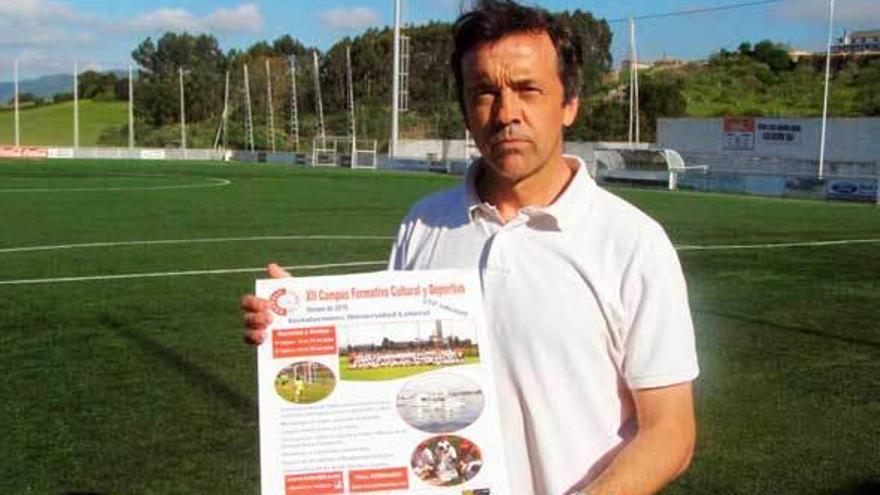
657,117,880,177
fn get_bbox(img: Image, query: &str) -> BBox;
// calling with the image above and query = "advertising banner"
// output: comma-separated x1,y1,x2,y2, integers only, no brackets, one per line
756,120,802,145
140,149,166,160
48,148,75,159
722,117,755,150
825,178,879,202
0,146,49,158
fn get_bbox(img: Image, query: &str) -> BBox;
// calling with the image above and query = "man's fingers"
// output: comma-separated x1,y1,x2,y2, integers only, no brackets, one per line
267,263,292,279
243,311,273,329
240,294,269,312
243,328,267,345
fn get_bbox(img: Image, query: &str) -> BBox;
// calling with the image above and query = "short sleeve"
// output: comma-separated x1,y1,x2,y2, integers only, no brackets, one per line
620,224,699,389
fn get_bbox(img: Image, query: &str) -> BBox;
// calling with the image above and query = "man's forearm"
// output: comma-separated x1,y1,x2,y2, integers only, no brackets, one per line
579,423,693,495
574,382,697,495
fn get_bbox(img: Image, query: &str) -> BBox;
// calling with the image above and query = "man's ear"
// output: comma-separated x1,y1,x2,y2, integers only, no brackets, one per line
562,96,580,128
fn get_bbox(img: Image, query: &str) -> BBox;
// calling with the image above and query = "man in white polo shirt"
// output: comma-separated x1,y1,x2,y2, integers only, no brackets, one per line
243,1,698,493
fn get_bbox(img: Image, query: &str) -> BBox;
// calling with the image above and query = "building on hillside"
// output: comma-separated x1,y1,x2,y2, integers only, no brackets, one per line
787,49,814,62
833,29,880,54
653,57,686,70
620,59,652,72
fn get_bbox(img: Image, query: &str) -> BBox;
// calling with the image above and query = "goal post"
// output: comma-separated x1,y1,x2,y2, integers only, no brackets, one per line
311,136,377,169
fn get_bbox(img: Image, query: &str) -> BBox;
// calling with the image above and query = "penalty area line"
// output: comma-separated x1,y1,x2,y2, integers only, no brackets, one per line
0,261,386,286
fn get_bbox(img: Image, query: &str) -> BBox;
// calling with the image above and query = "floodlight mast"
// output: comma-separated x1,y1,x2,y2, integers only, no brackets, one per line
74,61,79,148
390,0,401,158
313,50,326,146
179,67,187,153
213,70,230,150
818,0,835,180
128,64,134,148
627,18,640,146
266,59,276,153
13,59,19,147
347,44,357,161
288,56,300,152
243,64,255,151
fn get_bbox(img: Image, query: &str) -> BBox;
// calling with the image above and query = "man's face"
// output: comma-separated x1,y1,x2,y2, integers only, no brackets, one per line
461,31,578,183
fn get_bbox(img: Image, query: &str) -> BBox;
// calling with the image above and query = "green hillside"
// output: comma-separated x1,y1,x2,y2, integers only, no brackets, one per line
0,100,127,147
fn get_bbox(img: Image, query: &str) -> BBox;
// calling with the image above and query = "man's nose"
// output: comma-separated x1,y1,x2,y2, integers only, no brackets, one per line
494,88,521,125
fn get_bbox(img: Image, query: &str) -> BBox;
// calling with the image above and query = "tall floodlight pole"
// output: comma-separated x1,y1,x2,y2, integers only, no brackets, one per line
13,59,19,147
244,64,255,151
288,56,300,152
128,64,134,148
265,59,276,153
628,18,640,146
390,0,402,158
346,44,357,162
312,50,326,146
222,70,230,150
818,0,836,179
179,67,187,152
213,70,230,150
73,61,79,148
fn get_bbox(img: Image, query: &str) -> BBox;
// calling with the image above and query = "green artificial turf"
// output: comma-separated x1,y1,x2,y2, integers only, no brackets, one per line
0,159,877,494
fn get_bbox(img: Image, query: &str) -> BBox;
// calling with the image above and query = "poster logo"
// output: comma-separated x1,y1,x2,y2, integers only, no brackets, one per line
269,288,301,316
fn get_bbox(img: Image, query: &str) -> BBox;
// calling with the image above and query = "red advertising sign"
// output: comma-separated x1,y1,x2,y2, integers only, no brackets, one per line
0,146,49,158
722,117,755,150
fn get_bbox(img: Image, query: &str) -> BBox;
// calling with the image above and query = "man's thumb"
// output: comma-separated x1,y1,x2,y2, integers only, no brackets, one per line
267,263,292,279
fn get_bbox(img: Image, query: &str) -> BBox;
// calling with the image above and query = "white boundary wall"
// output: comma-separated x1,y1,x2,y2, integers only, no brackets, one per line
657,117,880,177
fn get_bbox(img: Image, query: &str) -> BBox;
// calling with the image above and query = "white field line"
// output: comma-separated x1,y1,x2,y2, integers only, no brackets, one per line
0,237,877,286
0,261,387,286
675,238,880,251
0,235,395,254
0,177,230,193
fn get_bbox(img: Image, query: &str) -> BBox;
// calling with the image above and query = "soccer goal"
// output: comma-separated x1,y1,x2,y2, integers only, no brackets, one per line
311,136,378,169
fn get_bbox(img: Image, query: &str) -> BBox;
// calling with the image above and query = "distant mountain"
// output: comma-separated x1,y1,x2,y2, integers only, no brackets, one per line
0,74,74,103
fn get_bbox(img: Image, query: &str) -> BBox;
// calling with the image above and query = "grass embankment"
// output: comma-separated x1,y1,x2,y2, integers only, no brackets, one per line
0,100,127,146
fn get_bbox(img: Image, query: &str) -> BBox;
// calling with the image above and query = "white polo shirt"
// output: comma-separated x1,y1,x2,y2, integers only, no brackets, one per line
389,157,699,495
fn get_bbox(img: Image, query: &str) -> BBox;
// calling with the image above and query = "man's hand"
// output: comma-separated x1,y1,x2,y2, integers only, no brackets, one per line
240,263,291,345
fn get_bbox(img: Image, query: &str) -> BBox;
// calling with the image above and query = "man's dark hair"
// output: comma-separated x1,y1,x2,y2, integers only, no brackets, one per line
451,0,583,114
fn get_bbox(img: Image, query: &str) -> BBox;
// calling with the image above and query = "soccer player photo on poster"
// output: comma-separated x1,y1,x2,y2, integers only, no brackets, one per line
255,269,511,495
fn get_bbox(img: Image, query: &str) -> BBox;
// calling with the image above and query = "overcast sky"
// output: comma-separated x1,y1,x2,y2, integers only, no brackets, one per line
2,0,879,80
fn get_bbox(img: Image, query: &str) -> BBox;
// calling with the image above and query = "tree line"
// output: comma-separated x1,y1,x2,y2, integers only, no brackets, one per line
39,10,879,149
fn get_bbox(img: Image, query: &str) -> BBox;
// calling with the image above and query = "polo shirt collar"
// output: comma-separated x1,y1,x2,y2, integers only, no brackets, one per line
463,154,595,230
